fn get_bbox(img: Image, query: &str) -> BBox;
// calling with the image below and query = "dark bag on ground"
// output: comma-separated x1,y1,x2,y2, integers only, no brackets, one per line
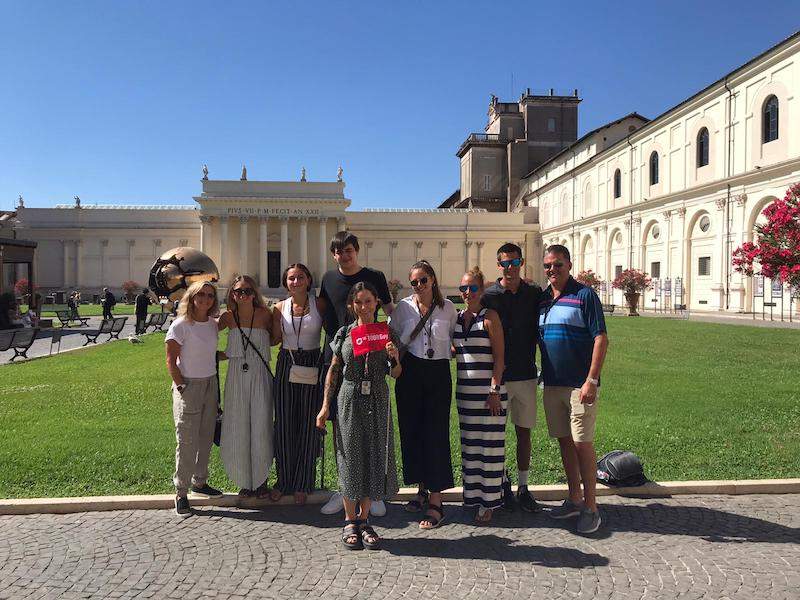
596,450,649,487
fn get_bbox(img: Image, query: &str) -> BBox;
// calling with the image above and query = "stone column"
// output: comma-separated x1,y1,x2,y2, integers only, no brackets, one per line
661,211,672,278
713,197,727,310
127,240,136,281
593,227,600,275
62,240,71,287
676,207,687,286
438,241,447,278
464,240,473,272
476,241,484,271
219,216,229,282
364,241,373,267
414,241,423,262
239,216,249,275
199,215,212,253
299,217,308,266
100,239,109,286
624,219,632,270
318,217,328,278
732,193,748,310
337,217,346,233
75,240,84,288
280,216,289,275
153,238,162,259
389,241,398,280
632,216,642,270
259,217,269,288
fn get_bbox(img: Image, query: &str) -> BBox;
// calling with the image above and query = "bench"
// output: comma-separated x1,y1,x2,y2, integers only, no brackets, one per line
54,310,90,328
81,316,128,346
0,327,40,361
145,312,169,332
601,304,616,314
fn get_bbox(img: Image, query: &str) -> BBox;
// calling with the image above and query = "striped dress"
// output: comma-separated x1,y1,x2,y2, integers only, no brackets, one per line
453,308,507,510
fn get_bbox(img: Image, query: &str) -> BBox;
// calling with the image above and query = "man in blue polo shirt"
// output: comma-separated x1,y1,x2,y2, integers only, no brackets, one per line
538,244,608,534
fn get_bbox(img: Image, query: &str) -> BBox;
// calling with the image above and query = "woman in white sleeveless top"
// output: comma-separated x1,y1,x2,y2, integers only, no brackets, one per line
270,263,326,505
218,275,277,498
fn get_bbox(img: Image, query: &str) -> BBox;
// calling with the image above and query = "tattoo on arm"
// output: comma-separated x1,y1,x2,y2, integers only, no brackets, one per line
324,359,342,406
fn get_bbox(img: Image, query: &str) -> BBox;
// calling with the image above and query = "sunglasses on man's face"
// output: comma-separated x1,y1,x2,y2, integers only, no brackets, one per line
232,288,254,296
458,284,479,293
410,276,429,288
498,258,523,268
542,262,565,271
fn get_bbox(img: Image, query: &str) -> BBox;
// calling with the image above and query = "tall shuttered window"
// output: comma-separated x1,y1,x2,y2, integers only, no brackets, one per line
613,169,621,199
763,96,779,144
697,128,709,167
649,152,659,185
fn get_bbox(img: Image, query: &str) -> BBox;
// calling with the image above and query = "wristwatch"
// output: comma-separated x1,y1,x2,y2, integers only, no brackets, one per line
490,384,501,394
176,383,187,393
585,377,599,386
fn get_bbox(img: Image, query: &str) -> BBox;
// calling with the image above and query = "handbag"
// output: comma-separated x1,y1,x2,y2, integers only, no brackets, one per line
288,350,320,385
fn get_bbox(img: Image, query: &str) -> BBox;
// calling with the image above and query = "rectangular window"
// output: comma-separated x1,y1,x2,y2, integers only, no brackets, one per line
650,261,661,279
615,265,623,279
483,174,491,192
698,256,711,276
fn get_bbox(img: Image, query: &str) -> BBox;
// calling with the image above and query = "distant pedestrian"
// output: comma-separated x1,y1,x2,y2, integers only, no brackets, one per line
135,289,152,334
165,281,225,518
539,244,608,534
101,287,116,320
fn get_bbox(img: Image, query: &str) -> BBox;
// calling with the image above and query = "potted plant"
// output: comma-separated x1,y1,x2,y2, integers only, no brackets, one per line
121,280,139,304
387,278,404,303
612,269,652,316
575,269,603,293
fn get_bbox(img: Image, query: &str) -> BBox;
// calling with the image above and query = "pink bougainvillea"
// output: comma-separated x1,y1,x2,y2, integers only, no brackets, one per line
576,269,603,291
733,182,800,297
612,269,652,294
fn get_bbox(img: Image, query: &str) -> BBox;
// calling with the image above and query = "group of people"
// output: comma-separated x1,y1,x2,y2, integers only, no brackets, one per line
164,231,609,550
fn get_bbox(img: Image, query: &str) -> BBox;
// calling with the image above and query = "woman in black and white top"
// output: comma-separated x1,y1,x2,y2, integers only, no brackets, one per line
389,260,457,530
270,263,326,505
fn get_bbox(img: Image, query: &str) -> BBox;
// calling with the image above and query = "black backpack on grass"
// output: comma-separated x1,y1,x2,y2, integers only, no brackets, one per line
596,450,649,487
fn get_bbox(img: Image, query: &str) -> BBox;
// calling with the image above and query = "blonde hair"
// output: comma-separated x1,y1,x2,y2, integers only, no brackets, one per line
465,265,485,288
178,280,220,322
226,274,267,312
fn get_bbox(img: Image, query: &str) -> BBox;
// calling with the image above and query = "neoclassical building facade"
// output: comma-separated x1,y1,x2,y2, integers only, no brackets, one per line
10,32,800,315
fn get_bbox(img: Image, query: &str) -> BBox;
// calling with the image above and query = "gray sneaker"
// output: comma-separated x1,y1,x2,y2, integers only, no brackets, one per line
576,508,602,534
549,499,583,520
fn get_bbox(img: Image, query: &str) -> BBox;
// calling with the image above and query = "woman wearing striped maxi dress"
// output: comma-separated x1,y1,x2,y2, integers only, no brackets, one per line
218,275,277,498
269,263,327,505
453,267,507,524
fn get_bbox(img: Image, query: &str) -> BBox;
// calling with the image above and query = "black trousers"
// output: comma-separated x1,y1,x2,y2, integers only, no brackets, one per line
394,354,453,492
135,314,147,334
103,307,113,320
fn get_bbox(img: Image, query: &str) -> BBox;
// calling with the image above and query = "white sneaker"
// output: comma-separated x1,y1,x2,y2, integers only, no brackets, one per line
370,500,386,517
320,491,344,514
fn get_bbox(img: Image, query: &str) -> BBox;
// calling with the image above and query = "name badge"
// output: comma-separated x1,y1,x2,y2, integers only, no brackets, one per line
361,380,371,396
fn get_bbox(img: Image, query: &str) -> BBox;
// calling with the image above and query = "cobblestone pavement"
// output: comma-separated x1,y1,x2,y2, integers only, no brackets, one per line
0,494,798,600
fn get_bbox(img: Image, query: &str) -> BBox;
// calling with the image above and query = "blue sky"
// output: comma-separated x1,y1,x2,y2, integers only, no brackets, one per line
1,1,798,211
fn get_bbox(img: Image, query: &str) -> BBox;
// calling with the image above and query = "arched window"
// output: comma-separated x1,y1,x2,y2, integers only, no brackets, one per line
584,185,592,215
649,152,659,185
763,95,779,143
697,128,709,167
613,169,621,199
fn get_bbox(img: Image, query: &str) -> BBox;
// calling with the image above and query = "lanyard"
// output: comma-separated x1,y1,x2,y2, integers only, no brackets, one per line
290,296,308,352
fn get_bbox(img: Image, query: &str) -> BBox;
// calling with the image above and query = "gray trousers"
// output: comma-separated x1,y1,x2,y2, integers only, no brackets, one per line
172,375,218,496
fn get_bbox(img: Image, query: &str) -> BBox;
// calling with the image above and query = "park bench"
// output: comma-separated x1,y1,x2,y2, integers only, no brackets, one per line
81,316,128,346
0,327,40,361
54,309,90,328
601,304,616,314
145,312,169,332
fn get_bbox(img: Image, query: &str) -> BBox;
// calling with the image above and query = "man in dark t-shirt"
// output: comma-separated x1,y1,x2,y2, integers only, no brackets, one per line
134,289,152,334
481,242,543,513
317,231,394,517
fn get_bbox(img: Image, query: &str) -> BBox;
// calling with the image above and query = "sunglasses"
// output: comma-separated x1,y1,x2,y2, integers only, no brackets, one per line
542,262,565,271
195,291,215,299
410,276,429,288
458,284,479,293
232,288,254,296
498,258,523,268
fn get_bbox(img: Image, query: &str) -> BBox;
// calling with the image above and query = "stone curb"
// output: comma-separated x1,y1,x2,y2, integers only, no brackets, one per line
2,478,798,515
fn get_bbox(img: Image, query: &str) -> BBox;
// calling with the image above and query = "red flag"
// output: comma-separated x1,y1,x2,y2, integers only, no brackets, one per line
350,322,390,357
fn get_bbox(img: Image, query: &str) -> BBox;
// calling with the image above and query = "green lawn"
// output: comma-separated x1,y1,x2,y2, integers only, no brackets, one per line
0,317,798,499
21,303,165,317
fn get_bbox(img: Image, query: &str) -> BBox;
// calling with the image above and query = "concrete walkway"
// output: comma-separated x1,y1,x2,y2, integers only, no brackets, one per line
0,316,150,363
1,493,798,599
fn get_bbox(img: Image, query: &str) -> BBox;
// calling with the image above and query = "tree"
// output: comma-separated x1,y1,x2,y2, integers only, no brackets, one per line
121,281,140,303
733,182,800,298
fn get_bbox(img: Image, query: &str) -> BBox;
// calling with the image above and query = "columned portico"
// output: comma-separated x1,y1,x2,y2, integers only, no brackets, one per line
239,216,249,276
219,216,229,280
259,217,269,288
280,217,289,276
299,217,308,266
318,217,328,279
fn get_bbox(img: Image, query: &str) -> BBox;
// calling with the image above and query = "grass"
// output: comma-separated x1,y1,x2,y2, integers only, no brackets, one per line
0,317,798,499
20,303,165,317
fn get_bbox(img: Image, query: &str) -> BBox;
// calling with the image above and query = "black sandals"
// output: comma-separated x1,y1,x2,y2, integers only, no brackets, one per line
404,490,429,513
360,522,381,550
419,504,445,530
341,520,363,550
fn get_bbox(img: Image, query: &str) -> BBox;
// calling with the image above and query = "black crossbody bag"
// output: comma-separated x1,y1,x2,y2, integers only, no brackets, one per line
397,304,435,362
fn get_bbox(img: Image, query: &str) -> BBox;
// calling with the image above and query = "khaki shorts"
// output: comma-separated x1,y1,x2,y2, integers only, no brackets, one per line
543,386,598,443
505,379,538,429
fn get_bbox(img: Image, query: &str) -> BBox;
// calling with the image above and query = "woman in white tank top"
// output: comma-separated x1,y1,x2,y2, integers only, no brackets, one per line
269,263,327,504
